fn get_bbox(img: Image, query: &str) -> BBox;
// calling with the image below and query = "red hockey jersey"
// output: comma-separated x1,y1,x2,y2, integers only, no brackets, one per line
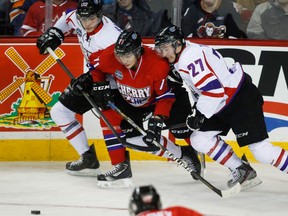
89,45,175,118
138,206,204,216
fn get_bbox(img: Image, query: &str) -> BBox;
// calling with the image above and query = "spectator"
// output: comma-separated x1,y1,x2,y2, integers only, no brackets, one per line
181,0,197,16
9,0,39,35
21,0,77,36
232,0,268,31
104,0,171,36
247,0,288,40
0,0,13,35
181,0,247,38
129,185,204,216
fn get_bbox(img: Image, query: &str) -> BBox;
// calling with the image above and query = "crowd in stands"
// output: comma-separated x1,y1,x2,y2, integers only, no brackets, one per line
0,0,287,40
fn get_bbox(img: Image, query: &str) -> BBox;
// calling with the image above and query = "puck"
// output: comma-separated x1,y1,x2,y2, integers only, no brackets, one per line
31,210,41,215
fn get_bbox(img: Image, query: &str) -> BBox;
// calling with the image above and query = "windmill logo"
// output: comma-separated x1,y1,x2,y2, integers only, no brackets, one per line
0,47,65,128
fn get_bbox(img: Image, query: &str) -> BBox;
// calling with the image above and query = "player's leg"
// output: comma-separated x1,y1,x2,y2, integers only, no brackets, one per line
51,92,100,176
165,86,202,179
231,80,288,174
248,139,288,173
190,130,260,189
97,108,132,188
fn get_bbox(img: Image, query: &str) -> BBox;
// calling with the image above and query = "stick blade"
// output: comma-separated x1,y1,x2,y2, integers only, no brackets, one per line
220,182,241,198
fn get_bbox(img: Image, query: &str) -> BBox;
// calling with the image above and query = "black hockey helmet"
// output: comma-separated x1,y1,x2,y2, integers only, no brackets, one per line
129,185,162,216
76,0,103,19
155,25,185,50
115,30,143,58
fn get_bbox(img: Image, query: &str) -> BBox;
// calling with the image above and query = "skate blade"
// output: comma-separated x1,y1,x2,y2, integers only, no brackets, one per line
66,168,101,177
241,176,262,190
97,178,133,189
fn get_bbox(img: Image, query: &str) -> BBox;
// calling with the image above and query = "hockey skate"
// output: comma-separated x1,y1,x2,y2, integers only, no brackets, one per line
180,145,202,180
228,161,262,190
97,151,133,188
66,144,100,177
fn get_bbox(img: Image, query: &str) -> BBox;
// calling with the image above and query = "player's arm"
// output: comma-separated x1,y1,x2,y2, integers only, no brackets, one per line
36,10,74,54
54,10,75,34
143,60,175,145
179,48,225,119
153,64,176,119
88,52,112,110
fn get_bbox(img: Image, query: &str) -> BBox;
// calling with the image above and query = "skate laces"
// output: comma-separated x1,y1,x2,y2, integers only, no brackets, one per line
230,169,242,184
182,155,197,172
103,163,123,177
70,156,84,167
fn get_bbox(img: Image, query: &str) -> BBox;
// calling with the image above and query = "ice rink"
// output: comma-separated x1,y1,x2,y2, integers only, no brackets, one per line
0,161,287,216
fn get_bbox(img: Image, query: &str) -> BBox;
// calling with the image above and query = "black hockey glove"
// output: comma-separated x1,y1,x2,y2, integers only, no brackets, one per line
70,73,93,96
186,107,206,131
167,66,183,89
143,116,164,145
92,81,112,110
36,27,64,55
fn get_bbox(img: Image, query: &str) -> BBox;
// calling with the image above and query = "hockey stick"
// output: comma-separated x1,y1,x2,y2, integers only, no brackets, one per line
107,101,241,198
162,122,206,174
46,47,158,152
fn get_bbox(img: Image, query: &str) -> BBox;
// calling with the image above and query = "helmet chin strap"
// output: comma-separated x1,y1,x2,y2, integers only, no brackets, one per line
172,42,184,63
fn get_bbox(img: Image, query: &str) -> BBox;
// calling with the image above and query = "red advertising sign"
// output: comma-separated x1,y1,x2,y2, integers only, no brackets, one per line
0,42,83,131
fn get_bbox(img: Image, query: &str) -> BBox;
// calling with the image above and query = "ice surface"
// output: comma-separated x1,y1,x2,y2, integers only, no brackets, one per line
0,161,287,216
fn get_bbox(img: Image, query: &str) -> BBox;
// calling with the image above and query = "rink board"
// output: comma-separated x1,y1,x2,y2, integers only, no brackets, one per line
0,38,287,161
0,139,287,162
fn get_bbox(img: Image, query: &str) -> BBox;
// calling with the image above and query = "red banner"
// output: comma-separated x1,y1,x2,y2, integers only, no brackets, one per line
0,41,83,131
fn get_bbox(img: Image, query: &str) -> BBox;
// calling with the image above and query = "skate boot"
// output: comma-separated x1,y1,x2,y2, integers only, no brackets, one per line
228,161,262,190
97,151,133,188
180,145,202,180
66,144,100,177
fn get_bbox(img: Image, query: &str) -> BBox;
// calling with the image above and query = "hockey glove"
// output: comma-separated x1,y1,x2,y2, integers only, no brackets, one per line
36,27,64,55
70,73,93,96
167,67,183,89
143,116,163,145
186,107,206,131
92,81,112,110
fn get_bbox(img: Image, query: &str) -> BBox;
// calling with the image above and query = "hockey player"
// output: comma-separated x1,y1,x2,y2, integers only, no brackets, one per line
36,0,130,181
129,185,204,216
155,25,288,189
71,30,202,187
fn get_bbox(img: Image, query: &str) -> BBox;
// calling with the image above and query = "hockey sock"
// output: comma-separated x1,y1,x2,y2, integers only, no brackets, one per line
190,131,242,170
50,102,89,155
207,139,242,170
102,129,127,165
249,139,288,173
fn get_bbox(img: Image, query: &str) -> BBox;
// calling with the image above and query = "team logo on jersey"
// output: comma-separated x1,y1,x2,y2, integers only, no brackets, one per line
76,28,82,37
197,22,226,38
117,83,151,107
115,70,123,80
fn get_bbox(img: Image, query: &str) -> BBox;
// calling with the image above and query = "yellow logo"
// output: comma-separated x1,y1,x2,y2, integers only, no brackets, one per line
0,47,65,128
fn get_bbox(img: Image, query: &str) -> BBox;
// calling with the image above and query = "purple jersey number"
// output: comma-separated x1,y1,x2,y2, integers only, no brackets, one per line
187,58,204,77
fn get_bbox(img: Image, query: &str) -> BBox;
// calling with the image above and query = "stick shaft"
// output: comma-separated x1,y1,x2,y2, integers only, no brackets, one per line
107,101,240,197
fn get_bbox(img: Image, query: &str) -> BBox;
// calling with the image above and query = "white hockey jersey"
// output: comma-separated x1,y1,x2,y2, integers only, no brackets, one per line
174,41,245,118
54,10,121,62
